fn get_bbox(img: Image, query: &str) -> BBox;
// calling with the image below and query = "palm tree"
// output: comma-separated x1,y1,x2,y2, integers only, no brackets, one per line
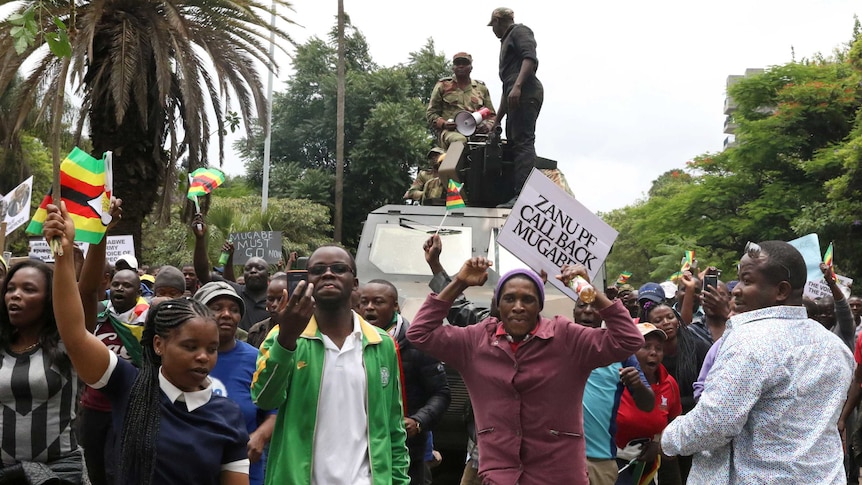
0,0,294,253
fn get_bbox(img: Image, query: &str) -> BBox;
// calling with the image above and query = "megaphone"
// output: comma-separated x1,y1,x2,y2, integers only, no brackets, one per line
454,107,492,136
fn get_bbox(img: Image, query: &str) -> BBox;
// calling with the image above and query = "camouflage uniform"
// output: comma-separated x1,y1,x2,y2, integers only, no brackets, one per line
420,177,445,206
426,78,496,149
406,169,438,201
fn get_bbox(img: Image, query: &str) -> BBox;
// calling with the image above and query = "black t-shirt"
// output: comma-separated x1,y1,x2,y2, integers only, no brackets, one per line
662,327,712,414
225,281,268,331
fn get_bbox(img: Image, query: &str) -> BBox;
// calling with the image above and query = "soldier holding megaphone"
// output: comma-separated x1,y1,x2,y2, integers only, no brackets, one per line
426,52,497,149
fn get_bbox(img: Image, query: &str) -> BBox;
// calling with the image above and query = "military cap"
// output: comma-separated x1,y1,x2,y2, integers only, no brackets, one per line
487,7,514,26
452,52,472,63
427,147,446,159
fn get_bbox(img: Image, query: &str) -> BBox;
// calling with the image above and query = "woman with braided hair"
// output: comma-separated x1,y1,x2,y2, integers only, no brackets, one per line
44,202,249,485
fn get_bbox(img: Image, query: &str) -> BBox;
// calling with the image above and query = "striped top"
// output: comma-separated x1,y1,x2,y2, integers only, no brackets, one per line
0,344,78,464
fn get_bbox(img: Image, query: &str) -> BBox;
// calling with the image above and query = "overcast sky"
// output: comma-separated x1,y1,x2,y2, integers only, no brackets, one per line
220,0,860,214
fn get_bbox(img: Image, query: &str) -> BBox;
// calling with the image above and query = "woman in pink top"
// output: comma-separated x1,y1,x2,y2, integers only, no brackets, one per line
407,258,643,485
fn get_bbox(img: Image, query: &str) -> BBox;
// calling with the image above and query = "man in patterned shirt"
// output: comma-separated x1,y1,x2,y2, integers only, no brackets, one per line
426,52,496,149
662,240,853,484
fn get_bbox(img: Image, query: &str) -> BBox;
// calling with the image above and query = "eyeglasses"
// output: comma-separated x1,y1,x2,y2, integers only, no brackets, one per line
742,241,792,281
307,263,354,276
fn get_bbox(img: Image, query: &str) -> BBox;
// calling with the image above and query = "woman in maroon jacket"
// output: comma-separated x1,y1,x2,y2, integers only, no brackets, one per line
407,257,643,485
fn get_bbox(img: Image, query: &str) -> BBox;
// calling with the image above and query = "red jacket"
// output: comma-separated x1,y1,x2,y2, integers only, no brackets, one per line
407,296,643,485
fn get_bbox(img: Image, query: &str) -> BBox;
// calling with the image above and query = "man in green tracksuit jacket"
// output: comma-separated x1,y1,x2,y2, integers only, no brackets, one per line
251,245,409,485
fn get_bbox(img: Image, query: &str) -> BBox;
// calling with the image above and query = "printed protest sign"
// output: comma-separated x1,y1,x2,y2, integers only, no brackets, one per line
29,234,134,264
230,231,282,265
102,235,134,264
804,274,852,300
787,234,823,283
497,169,618,301
3,177,33,236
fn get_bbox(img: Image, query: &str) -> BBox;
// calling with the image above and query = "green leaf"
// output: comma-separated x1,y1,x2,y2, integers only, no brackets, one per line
13,35,28,55
8,13,26,26
52,17,67,30
45,30,72,58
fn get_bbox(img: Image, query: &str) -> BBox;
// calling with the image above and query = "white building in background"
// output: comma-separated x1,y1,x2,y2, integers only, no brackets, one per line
723,68,764,150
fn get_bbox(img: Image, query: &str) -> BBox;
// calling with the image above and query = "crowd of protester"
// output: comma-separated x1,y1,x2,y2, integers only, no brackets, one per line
0,197,861,485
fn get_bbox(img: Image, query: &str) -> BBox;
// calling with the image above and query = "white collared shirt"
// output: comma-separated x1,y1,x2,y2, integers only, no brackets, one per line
157,367,213,412
312,313,371,485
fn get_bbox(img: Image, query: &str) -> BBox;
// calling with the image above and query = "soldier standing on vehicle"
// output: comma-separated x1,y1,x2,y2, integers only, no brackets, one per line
488,7,544,208
426,52,496,149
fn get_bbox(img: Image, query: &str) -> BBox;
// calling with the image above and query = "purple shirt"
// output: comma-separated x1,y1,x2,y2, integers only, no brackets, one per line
407,296,642,485
692,337,723,402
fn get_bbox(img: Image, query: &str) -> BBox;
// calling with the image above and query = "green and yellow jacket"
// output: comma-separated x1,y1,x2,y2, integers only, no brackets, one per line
251,313,409,485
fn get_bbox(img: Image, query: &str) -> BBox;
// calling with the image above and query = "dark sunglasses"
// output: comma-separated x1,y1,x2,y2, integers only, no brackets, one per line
308,263,354,276
742,241,792,281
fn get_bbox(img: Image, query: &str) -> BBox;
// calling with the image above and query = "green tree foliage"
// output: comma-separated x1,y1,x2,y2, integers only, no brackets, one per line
604,29,862,284
2,0,295,256
143,196,332,269
239,21,451,248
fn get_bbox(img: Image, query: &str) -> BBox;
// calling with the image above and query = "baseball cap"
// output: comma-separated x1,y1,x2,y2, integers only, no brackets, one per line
637,283,665,304
659,281,678,300
154,266,185,293
487,7,514,26
194,281,245,316
637,323,668,340
452,52,472,63
115,254,138,272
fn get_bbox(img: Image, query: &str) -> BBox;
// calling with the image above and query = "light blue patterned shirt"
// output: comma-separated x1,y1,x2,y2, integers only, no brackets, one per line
661,305,853,484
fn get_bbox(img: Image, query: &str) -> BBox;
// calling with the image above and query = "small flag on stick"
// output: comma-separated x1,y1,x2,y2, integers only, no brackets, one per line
616,271,632,285
26,147,112,244
680,250,695,272
446,179,466,210
823,242,835,279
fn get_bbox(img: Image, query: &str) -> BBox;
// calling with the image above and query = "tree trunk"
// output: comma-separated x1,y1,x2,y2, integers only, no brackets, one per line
87,45,166,260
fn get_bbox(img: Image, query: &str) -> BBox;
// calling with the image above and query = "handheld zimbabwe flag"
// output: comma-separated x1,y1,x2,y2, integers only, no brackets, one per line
668,271,682,282
680,250,695,272
823,242,835,278
446,179,466,210
616,271,632,285
187,167,225,200
26,147,111,244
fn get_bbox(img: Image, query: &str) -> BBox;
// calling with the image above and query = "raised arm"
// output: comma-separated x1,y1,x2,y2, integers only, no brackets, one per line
44,202,112,385
407,257,492,367
77,197,122,332
556,264,643,367
822,263,855,348
678,271,696,327
192,213,212,285
424,235,489,327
